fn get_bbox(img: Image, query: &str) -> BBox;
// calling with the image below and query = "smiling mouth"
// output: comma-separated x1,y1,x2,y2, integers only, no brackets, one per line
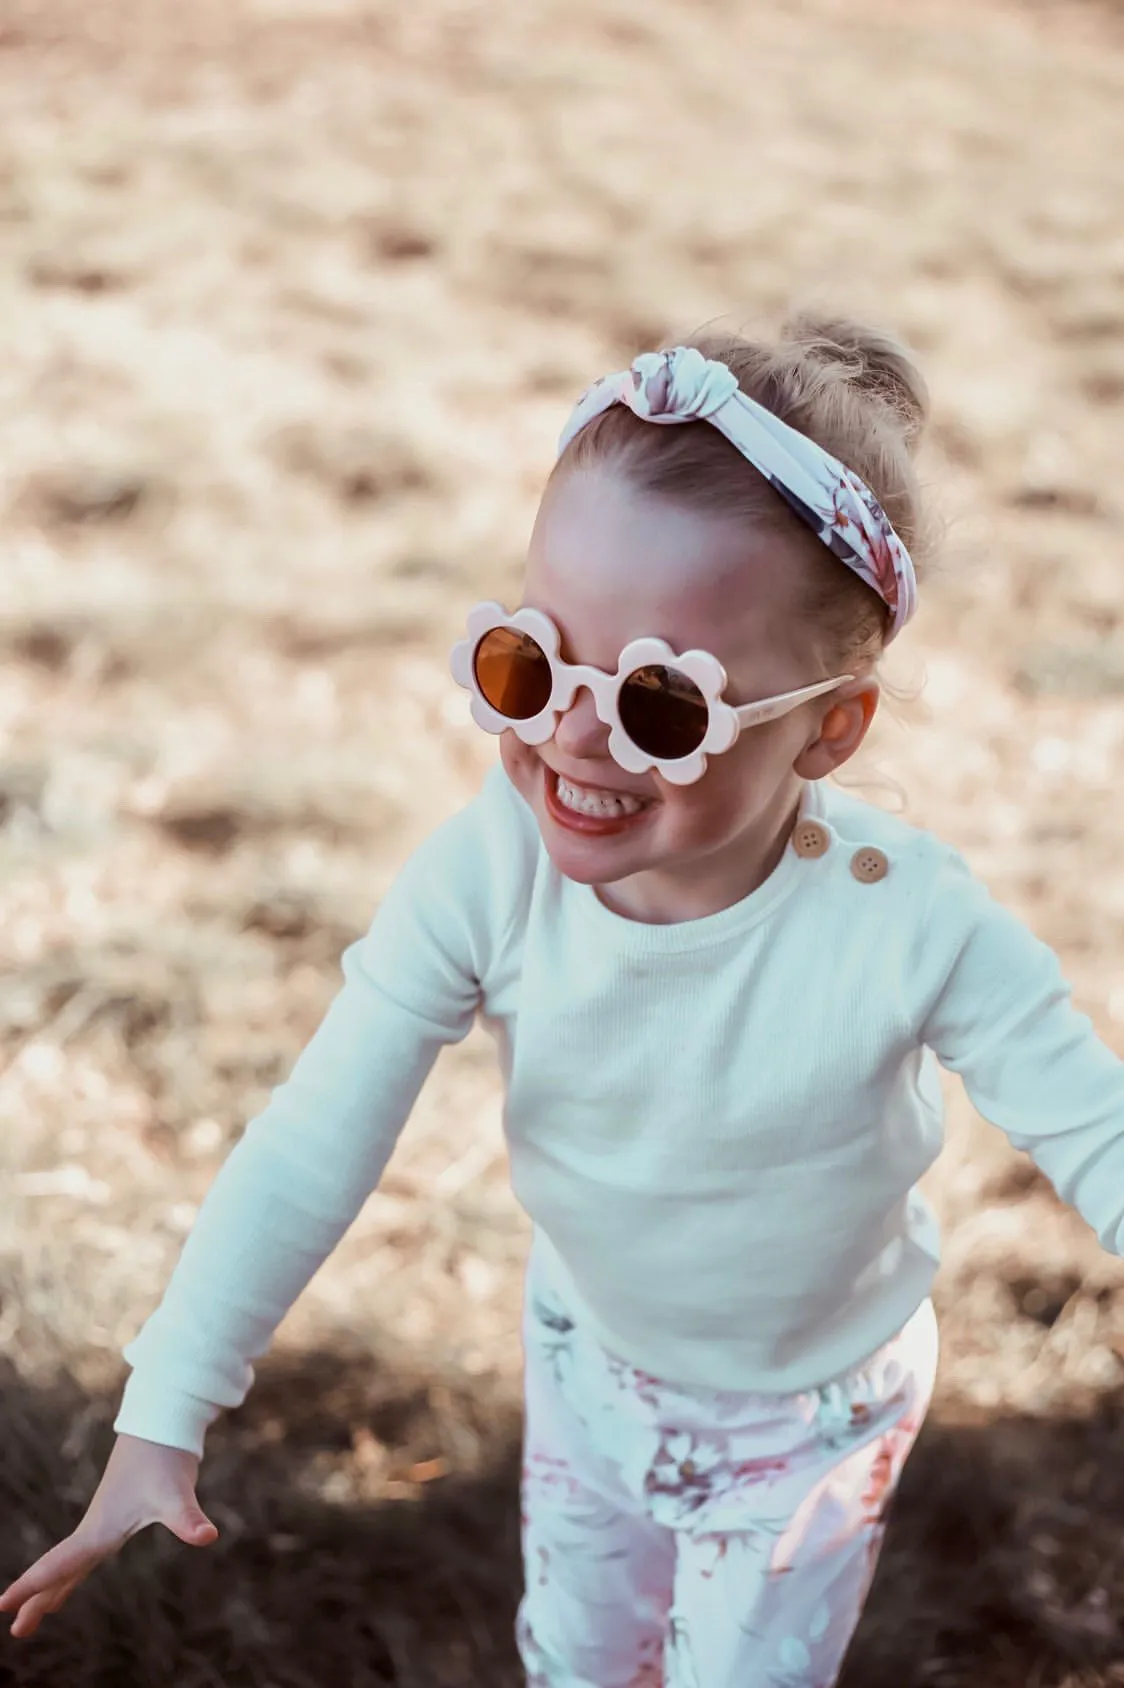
543,766,653,835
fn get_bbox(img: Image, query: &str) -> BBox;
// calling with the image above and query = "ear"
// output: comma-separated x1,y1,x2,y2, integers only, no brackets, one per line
792,681,880,780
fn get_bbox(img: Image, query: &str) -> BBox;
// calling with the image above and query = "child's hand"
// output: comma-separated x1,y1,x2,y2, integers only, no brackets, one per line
0,1432,218,1638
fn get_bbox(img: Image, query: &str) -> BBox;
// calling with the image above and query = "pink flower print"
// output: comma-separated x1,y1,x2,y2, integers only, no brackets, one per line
604,1351,665,1411
863,522,901,613
729,1451,793,1488
830,482,857,534
696,1532,730,1581
845,473,902,612
526,1450,571,1476
627,1634,665,1688
525,1448,583,1506
644,1431,724,1521
626,1662,663,1688
630,1368,668,1413
861,1436,897,1529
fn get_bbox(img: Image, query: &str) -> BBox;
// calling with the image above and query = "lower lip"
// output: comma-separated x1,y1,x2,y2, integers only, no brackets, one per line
543,767,652,836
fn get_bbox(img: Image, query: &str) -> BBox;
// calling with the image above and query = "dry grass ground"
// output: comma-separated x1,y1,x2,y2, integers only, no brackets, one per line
2,0,1124,1682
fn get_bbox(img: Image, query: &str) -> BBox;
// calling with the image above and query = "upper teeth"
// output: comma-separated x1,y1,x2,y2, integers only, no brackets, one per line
556,776,644,818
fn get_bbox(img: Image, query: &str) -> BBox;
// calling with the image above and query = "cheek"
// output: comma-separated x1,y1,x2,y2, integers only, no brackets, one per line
499,731,539,796
656,732,785,834
653,767,743,841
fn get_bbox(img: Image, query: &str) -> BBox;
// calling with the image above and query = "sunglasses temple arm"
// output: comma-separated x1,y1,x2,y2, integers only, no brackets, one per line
732,674,854,729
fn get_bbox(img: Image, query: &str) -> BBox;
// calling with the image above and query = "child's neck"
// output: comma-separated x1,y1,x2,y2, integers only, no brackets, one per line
593,781,805,926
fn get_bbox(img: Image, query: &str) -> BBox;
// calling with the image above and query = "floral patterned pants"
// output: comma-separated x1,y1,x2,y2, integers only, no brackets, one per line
516,1250,938,1688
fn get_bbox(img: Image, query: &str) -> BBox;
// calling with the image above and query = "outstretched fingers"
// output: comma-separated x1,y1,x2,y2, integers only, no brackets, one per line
0,1541,92,1640
6,1573,84,1639
1,1534,92,1609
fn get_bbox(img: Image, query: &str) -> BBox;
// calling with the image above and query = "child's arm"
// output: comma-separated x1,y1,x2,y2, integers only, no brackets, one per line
917,845,1124,1249
1,769,528,1636
113,776,519,1458
2,916,455,1640
112,938,461,1455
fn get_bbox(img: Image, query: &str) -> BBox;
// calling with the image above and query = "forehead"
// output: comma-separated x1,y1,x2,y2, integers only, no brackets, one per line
523,466,811,675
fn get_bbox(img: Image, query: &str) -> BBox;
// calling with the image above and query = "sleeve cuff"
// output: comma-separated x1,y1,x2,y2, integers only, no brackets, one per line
113,1373,220,1460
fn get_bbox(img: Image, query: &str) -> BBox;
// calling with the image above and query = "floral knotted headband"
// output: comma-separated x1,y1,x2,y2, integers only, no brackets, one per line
558,345,918,641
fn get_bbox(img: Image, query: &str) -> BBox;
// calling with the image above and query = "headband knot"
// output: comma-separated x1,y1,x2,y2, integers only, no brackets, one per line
627,346,741,424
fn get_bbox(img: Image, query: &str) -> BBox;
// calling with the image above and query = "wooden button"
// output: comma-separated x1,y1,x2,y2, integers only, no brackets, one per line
850,846,889,884
791,818,831,859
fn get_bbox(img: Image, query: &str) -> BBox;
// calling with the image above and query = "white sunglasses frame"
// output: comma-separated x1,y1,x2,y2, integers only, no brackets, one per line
450,602,854,785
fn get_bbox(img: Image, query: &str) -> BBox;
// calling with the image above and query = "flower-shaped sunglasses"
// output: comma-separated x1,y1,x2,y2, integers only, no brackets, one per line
450,602,854,785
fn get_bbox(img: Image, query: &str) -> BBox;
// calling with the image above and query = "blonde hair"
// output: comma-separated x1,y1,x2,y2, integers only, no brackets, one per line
554,313,933,677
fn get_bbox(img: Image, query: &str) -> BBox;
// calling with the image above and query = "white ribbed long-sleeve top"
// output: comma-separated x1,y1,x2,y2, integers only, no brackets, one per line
115,767,1124,1456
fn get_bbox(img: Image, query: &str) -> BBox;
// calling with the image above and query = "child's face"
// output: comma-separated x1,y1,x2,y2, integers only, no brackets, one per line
499,466,876,921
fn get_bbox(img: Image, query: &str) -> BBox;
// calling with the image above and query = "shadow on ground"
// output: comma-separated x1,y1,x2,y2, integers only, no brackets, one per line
5,1348,1124,1687
0,1347,525,1688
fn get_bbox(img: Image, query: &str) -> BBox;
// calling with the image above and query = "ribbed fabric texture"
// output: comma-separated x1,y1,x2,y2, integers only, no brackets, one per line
115,764,1124,1456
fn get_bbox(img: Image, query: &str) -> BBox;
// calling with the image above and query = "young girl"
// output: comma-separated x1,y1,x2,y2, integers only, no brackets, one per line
6,315,1124,1688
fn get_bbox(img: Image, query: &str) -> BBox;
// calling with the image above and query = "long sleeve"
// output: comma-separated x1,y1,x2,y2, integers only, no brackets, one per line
917,845,1124,1251
114,769,527,1456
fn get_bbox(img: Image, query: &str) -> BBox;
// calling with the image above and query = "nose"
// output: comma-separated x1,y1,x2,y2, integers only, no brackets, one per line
552,683,612,761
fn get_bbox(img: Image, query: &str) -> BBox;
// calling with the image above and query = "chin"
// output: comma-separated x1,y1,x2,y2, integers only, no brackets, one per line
532,789,648,875
540,830,637,886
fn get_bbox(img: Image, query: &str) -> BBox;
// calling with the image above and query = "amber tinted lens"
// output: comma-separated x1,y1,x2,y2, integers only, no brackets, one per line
618,665,708,759
473,626,554,720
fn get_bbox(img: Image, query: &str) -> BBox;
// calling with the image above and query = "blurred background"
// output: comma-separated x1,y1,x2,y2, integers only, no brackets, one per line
2,0,1124,1682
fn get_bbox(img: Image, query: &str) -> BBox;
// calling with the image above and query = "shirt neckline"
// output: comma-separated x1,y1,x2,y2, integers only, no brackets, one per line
567,779,829,955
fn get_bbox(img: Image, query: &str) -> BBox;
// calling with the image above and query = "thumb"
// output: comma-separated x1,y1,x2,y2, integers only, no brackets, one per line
163,1503,219,1547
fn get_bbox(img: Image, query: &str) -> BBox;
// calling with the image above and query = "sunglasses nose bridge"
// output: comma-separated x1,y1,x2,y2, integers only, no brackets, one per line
551,670,616,753
553,662,614,717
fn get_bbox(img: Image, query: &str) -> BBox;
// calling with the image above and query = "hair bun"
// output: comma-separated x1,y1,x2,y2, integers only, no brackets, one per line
781,312,930,451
